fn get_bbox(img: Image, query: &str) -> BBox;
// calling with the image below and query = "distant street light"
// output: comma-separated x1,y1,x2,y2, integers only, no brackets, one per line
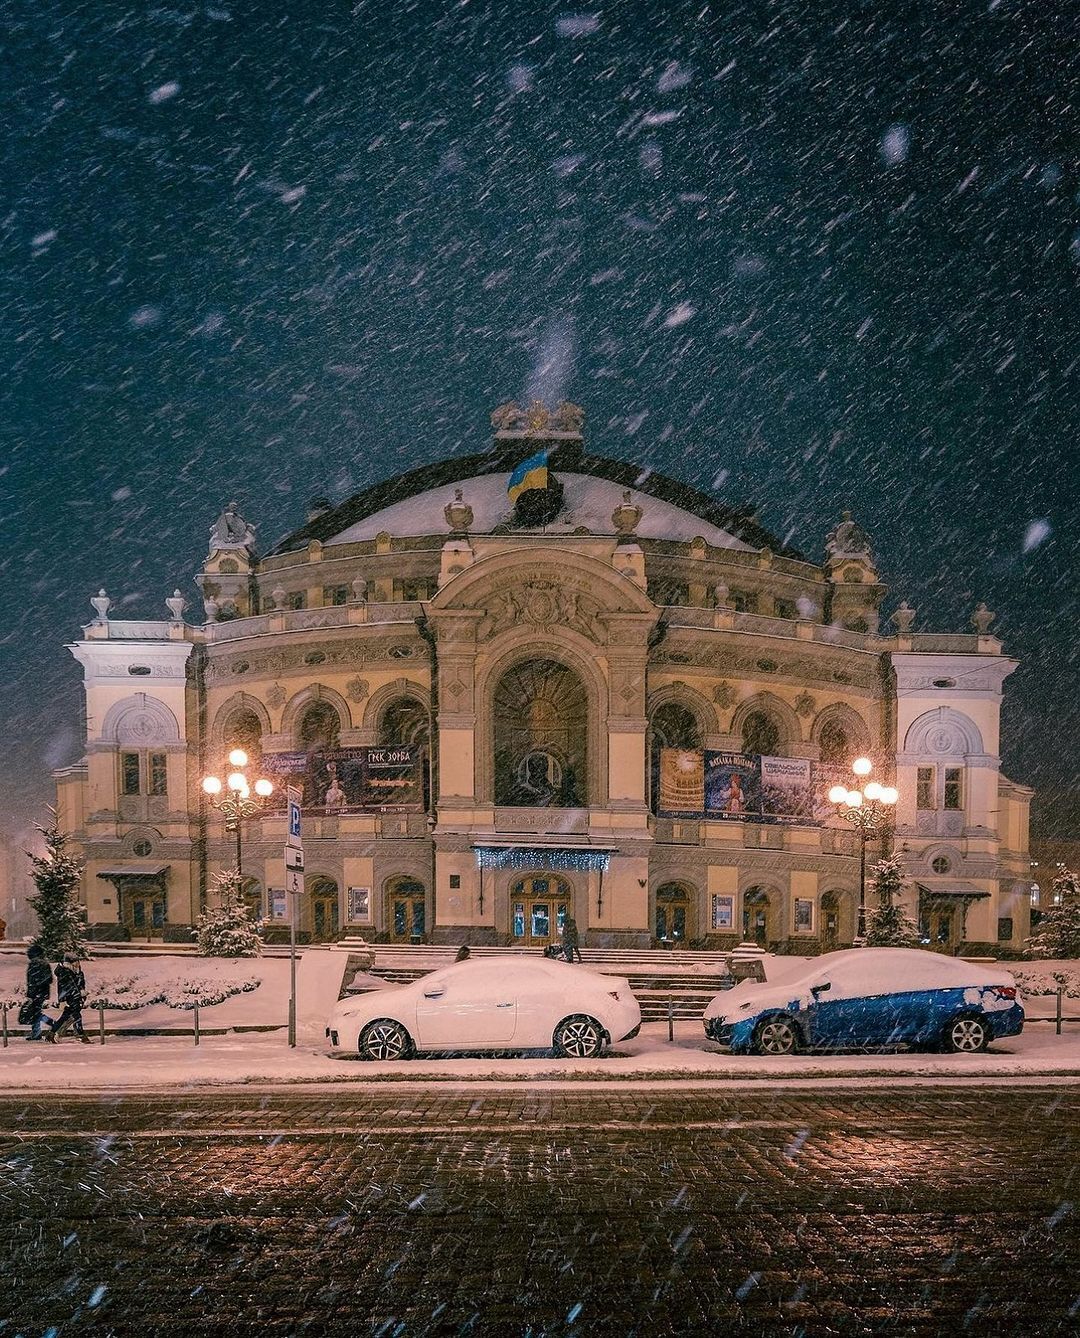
829,757,899,942
201,748,273,876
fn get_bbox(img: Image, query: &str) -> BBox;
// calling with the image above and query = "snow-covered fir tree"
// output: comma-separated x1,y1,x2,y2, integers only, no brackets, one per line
863,853,920,948
196,868,262,957
1027,867,1080,959
27,818,87,961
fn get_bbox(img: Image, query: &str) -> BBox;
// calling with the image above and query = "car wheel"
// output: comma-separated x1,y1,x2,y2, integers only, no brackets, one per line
553,1015,605,1059
358,1019,414,1061
943,1014,990,1054
751,1015,799,1056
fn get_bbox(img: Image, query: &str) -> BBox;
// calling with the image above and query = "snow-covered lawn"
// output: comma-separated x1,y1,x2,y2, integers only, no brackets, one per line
2,1020,1080,1091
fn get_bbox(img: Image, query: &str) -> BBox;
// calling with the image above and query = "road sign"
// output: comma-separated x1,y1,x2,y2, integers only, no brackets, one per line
284,846,305,871
287,785,303,849
285,867,303,896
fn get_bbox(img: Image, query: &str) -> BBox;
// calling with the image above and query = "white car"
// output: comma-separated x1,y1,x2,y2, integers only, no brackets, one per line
327,957,641,1060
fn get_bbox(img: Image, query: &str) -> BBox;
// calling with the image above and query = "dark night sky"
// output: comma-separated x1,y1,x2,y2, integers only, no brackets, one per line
2,0,1077,848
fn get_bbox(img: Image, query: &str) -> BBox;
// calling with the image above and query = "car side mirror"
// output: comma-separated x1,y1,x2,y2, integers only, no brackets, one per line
810,982,831,998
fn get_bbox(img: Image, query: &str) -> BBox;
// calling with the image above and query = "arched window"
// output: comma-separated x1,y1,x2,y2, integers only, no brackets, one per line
379,697,429,749
649,703,702,813
386,876,426,942
222,707,263,768
298,702,340,752
818,720,849,765
379,697,430,808
741,710,781,758
655,882,695,944
494,660,587,807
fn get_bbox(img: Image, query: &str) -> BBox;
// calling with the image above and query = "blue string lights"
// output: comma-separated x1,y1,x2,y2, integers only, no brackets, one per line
473,846,611,873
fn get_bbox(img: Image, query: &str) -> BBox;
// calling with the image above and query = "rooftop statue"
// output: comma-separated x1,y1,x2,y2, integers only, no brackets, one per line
209,501,256,553
825,509,872,561
490,399,585,435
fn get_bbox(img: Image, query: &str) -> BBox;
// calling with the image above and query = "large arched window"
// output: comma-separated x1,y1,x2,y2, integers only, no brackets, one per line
221,707,263,768
818,720,849,765
379,697,429,749
298,701,341,752
649,702,702,813
494,660,588,807
741,710,781,758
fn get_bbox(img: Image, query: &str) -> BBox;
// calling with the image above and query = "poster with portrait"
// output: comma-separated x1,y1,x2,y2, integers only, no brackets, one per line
262,745,423,813
703,751,762,820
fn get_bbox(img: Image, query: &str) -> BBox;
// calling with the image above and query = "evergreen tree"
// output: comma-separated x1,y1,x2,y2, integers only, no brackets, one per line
196,868,262,957
1027,867,1080,959
863,853,920,948
27,818,88,961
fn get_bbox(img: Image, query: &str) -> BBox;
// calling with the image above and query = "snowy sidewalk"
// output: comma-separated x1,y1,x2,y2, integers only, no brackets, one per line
3,1021,1080,1091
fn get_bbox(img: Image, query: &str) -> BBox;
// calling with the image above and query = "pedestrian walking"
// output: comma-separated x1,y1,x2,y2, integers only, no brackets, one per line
24,943,55,1041
50,955,92,1044
562,915,583,964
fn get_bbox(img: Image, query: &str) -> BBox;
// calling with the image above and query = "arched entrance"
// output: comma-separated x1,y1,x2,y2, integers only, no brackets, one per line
743,887,772,946
386,876,426,943
309,876,339,943
510,874,572,949
494,661,588,807
655,882,695,945
240,877,263,925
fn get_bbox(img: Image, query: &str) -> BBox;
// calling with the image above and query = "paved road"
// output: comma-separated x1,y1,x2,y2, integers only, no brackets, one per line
1,1083,1078,1335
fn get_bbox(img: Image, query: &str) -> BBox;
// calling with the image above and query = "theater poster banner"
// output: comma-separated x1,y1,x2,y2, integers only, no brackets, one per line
658,750,847,824
263,746,423,813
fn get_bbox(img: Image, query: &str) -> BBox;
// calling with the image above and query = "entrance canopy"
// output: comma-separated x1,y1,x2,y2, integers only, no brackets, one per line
916,879,990,903
96,864,169,879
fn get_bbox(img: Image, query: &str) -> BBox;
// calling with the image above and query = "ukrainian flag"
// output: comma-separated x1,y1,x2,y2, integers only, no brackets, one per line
507,448,549,503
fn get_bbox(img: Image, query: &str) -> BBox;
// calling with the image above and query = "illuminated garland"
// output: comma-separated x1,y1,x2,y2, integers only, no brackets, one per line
473,846,611,873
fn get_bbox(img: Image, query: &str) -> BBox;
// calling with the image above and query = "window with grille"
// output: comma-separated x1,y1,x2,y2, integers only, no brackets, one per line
944,767,964,811
149,753,168,796
916,767,935,810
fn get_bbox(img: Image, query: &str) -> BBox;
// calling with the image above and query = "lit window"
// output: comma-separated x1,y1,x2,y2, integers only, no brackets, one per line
916,767,935,811
944,767,964,811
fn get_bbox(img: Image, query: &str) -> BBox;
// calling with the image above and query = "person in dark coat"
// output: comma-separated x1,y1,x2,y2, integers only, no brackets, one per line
50,955,92,1043
25,943,54,1041
561,915,583,964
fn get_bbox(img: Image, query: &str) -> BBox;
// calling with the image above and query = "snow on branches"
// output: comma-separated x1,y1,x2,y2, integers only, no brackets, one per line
26,818,87,961
196,867,262,957
1027,867,1080,960
864,853,920,949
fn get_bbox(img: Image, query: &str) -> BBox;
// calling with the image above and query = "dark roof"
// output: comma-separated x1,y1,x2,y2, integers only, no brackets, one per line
268,440,803,559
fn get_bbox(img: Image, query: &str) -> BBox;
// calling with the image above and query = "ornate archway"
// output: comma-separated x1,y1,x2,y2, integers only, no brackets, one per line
493,660,588,807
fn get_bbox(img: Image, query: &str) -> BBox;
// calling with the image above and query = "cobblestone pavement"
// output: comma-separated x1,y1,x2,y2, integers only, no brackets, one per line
1,1084,1079,1336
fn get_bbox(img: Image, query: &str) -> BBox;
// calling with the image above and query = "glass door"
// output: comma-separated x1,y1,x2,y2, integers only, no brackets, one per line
510,875,571,948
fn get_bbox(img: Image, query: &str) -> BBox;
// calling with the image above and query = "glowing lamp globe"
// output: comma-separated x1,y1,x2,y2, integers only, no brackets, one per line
863,781,883,801
227,772,247,792
828,785,849,805
202,776,222,796
879,786,899,806
228,748,249,768
254,778,273,797
845,791,863,808
852,757,873,777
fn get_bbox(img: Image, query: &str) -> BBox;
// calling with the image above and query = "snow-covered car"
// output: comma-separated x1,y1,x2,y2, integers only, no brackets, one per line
327,957,641,1060
703,948,1024,1055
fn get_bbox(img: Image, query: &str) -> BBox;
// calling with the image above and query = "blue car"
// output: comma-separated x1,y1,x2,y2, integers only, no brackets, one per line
703,948,1024,1055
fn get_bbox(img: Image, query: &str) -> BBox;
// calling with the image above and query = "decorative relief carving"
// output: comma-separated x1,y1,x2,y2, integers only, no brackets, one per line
794,691,816,718
654,641,876,690
265,684,286,709
205,638,420,680
346,677,369,703
476,581,607,644
712,681,737,709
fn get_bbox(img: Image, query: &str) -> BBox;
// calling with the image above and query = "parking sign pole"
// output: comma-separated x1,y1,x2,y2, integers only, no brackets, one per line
286,785,303,1048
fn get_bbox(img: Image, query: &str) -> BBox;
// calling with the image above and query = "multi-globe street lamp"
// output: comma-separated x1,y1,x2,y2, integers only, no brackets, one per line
829,757,899,942
201,749,274,876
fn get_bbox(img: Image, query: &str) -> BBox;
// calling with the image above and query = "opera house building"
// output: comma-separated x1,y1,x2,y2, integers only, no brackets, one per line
54,403,1033,956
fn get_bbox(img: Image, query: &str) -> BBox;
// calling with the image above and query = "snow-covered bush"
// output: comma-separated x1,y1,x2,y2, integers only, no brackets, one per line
86,976,166,1011
195,868,262,957
863,854,920,948
1027,868,1080,959
1010,965,1080,999
158,976,260,1010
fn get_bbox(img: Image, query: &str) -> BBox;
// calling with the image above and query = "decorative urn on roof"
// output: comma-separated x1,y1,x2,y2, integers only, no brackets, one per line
444,487,474,535
611,490,643,539
90,588,111,622
971,602,996,635
208,502,256,555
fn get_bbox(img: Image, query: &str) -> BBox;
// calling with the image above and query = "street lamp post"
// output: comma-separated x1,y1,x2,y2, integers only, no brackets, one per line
828,757,899,943
201,749,274,876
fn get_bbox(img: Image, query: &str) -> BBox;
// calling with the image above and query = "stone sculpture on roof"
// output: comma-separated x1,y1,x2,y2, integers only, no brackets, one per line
490,399,585,436
209,502,256,554
825,510,872,561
